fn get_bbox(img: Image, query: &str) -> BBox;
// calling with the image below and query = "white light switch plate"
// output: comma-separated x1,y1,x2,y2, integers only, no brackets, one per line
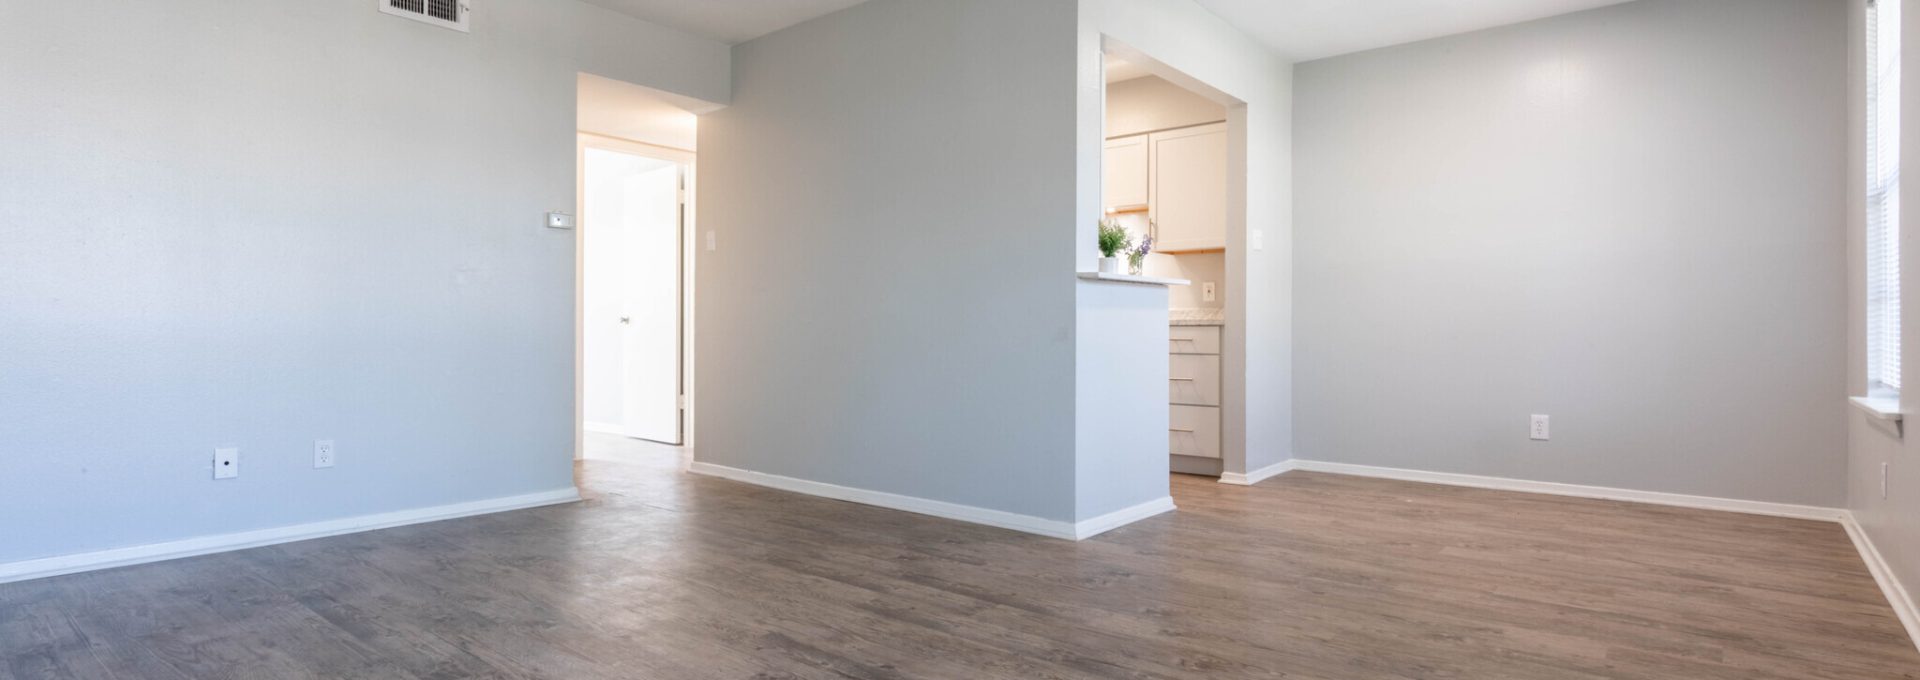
214,447,240,479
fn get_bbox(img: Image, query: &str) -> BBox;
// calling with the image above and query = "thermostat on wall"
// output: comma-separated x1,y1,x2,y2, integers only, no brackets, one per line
546,212,576,230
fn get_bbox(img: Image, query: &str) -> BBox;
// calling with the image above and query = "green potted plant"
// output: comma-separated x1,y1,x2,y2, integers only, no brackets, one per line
1098,218,1131,274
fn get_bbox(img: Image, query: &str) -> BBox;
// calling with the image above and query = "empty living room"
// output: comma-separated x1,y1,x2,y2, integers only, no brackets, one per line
5,0,1920,677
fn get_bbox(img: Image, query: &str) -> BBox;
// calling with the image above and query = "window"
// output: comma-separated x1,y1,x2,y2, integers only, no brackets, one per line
1869,0,1903,393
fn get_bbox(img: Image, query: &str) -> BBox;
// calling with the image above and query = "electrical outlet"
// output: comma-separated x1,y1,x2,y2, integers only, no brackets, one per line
706,231,717,252
214,447,240,480
1529,415,1550,441
314,439,336,469
1202,282,1217,302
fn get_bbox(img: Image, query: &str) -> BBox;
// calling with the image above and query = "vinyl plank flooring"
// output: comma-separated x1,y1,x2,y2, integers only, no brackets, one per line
1,435,1915,679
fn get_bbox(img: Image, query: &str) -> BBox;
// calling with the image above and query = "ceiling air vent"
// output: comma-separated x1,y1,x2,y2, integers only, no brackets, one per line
380,0,470,33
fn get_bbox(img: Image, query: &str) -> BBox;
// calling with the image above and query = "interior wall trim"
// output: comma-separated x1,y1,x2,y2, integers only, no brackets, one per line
0,488,582,585
1218,459,1297,486
1842,512,1920,654
688,462,1173,540
1284,459,1846,521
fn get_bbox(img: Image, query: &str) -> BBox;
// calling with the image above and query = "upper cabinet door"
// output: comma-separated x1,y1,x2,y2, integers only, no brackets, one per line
1149,122,1227,252
1103,135,1149,212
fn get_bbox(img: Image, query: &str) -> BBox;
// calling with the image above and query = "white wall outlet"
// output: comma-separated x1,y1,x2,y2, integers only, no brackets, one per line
1529,415,1550,441
705,230,717,252
1202,282,1217,302
314,439,336,469
213,447,240,480
545,212,575,230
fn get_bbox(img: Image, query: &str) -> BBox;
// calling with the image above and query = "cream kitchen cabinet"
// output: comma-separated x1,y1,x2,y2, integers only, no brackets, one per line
1169,324,1222,461
1148,122,1227,252
1103,134,1149,211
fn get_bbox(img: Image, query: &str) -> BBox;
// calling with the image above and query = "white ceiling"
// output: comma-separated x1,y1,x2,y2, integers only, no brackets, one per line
581,0,1639,62
578,73,699,150
577,0,870,44
1105,58,1156,84
1193,0,1638,62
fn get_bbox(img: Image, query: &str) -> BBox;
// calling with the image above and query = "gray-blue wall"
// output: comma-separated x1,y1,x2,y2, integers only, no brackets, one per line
1294,0,1848,505
694,0,1085,521
0,0,728,564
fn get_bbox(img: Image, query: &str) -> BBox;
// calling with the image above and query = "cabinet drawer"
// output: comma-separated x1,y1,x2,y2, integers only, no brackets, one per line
1170,405,1222,459
1170,326,1221,355
1169,354,1221,406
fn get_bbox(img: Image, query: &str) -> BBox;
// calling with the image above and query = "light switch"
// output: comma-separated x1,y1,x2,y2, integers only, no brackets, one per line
546,212,576,230
1250,229,1265,252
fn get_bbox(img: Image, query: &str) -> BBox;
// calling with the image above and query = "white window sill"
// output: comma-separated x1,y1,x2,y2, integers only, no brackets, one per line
1850,395,1904,421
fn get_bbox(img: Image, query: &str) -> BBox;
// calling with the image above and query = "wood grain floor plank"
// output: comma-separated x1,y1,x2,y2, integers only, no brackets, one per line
1,435,1914,679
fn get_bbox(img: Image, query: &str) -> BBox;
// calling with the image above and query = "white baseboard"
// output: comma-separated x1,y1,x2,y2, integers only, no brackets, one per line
688,462,1172,540
0,488,582,585
1842,512,1920,654
1074,496,1176,540
1218,459,1298,486
688,462,1076,538
1286,460,1846,522
583,421,625,435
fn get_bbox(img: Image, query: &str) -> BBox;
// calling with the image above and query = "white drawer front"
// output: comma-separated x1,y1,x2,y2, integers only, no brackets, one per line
1170,405,1222,459
1169,354,1221,407
1170,325,1221,355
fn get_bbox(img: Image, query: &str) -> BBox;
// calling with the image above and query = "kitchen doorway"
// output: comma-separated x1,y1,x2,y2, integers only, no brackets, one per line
1096,41,1249,482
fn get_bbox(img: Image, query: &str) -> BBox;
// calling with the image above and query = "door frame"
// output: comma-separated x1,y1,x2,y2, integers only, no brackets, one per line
574,132,697,459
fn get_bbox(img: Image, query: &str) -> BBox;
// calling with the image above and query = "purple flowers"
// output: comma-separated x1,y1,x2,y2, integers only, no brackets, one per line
1127,234,1153,275
1131,235,1154,258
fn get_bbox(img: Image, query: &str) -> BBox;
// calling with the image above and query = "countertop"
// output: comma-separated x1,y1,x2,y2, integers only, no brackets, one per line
1170,308,1225,326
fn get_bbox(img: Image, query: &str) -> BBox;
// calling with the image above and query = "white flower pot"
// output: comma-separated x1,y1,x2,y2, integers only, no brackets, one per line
1098,257,1121,274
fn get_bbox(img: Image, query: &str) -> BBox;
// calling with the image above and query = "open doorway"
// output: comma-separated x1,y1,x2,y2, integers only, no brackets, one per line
582,139,686,443
575,73,699,458
1100,50,1238,480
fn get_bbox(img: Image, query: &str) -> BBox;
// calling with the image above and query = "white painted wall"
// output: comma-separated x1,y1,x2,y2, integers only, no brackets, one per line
1295,0,1848,505
695,0,1084,521
1074,281,1173,519
1080,0,1295,487
0,0,727,565
1848,0,1920,631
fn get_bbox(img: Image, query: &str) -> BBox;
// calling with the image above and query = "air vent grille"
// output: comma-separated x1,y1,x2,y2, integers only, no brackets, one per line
380,0,469,33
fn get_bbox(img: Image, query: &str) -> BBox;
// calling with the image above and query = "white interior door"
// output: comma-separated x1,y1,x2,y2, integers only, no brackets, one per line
584,146,684,445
